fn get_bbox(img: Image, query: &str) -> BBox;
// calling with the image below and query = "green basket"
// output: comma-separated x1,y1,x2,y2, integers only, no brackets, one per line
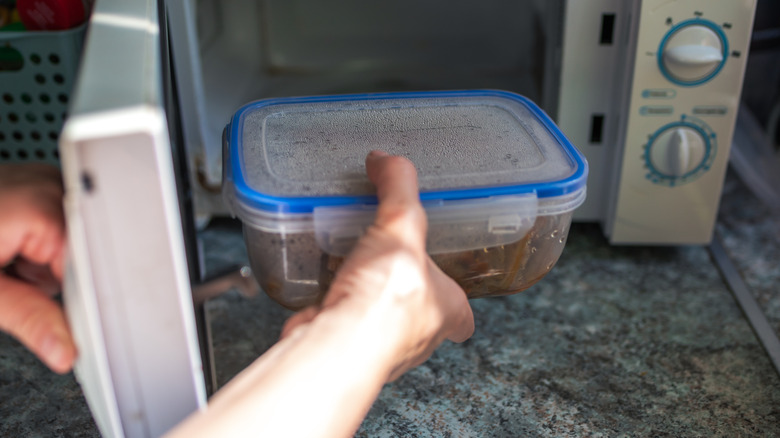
0,24,86,166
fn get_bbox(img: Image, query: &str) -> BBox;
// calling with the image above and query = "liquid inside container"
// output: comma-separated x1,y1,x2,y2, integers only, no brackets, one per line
223,90,588,309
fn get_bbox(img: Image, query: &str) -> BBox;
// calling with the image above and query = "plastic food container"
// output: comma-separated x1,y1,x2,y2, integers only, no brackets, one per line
223,90,588,310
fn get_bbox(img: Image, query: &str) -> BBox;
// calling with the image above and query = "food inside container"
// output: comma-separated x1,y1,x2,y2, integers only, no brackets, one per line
223,90,588,310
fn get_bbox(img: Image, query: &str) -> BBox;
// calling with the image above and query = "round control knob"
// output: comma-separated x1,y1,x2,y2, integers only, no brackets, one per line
644,118,717,186
659,19,728,86
649,126,706,177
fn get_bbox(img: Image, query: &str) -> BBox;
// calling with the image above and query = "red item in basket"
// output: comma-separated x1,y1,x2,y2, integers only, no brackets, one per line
17,0,87,30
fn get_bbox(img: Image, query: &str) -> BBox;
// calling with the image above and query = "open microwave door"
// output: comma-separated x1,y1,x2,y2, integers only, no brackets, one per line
59,0,207,436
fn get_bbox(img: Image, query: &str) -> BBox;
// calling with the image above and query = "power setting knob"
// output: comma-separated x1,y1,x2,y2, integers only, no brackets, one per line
659,19,728,86
644,118,717,186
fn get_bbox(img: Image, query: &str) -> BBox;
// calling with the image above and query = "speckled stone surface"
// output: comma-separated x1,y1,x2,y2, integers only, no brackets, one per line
0,332,99,437
204,219,780,437
1,174,779,437
356,230,779,437
717,170,780,335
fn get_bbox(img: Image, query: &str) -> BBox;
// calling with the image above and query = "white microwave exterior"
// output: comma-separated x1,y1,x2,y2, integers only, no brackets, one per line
558,0,641,224
606,0,756,244
561,0,756,244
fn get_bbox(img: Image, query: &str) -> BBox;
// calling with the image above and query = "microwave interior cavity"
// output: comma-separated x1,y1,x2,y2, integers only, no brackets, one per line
172,0,570,211
197,0,563,105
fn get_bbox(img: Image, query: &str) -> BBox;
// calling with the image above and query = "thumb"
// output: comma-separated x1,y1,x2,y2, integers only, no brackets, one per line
0,273,76,373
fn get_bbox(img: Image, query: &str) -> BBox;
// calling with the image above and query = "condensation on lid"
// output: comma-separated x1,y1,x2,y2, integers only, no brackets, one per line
231,90,586,207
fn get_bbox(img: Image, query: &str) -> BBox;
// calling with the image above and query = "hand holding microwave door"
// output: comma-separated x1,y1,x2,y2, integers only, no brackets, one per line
222,90,588,310
168,152,474,438
0,163,75,374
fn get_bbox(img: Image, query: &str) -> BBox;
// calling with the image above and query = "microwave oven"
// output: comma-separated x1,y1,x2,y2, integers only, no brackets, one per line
56,0,757,437
166,0,757,246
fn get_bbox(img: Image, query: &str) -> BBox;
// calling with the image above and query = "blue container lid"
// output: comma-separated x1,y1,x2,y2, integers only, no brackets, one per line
224,90,588,214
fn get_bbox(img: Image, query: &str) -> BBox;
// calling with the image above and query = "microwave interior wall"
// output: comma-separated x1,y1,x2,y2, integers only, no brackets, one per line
174,0,569,219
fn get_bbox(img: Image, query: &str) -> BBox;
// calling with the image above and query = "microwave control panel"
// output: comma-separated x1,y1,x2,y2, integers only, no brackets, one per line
608,0,756,244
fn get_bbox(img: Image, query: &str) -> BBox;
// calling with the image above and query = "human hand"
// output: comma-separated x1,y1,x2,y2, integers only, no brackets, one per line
168,152,474,438
282,151,475,381
0,163,75,374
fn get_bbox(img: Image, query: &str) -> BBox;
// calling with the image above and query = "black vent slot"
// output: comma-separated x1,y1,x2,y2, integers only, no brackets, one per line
590,114,605,144
600,14,616,45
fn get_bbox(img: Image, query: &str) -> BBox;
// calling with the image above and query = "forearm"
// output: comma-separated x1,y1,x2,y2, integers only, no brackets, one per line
167,303,397,438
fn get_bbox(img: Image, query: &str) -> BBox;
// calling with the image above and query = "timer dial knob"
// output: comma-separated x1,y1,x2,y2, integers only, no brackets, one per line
659,20,728,86
649,127,706,177
644,119,716,186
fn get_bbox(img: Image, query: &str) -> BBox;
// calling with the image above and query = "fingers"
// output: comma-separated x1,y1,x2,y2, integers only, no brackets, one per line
365,151,427,252
0,167,65,272
0,211,65,290
280,307,320,339
6,259,62,296
0,274,76,373
427,259,475,343
19,216,65,271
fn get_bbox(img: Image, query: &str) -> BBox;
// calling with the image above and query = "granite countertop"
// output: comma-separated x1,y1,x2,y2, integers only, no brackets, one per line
1,172,778,437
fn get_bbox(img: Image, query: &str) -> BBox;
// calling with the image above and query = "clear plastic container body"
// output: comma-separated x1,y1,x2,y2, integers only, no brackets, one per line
223,91,588,309
244,209,574,310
